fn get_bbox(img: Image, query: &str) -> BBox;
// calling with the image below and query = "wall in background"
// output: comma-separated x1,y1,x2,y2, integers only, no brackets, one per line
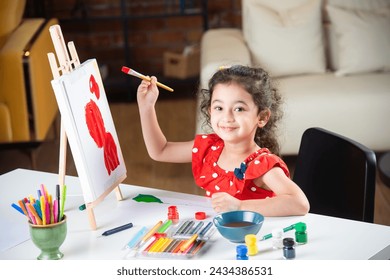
25,0,242,96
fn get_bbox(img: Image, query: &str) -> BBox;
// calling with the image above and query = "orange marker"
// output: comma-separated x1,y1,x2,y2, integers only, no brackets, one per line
26,203,42,225
17,200,29,218
179,234,198,253
142,221,163,243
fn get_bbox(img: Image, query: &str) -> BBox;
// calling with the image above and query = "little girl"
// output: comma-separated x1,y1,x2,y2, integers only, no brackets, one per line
136,65,309,216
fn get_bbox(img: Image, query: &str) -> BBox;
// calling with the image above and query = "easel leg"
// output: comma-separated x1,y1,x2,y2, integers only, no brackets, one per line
115,186,123,201
58,121,67,186
87,203,97,230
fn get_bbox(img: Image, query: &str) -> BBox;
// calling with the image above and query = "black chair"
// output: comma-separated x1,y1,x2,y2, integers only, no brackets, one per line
292,127,376,223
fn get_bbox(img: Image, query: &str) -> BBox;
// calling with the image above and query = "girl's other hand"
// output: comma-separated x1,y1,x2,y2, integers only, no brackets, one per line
211,192,241,213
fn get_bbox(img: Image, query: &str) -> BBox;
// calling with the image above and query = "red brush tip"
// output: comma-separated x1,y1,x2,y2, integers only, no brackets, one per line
121,66,130,73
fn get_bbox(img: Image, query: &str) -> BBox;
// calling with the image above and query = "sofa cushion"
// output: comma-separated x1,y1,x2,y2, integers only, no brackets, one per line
200,28,252,88
326,4,390,76
277,72,390,154
243,0,326,77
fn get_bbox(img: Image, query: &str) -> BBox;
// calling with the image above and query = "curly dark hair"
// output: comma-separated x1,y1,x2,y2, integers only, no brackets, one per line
199,65,283,155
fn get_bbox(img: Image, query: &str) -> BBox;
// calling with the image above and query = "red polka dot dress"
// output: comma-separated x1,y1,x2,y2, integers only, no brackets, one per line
192,134,290,200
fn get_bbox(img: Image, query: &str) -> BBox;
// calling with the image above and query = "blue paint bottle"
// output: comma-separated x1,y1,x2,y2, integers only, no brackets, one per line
236,245,249,260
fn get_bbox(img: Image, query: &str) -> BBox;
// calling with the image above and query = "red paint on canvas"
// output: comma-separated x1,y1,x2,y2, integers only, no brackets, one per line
84,74,119,175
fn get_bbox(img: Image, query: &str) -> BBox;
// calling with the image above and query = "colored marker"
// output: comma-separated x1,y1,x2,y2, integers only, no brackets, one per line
53,199,59,224
190,240,205,255
11,203,24,215
143,236,158,252
260,223,300,241
59,185,67,221
26,203,42,225
45,199,51,225
190,221,204,234
17,200,28,217
182,221,195,234
175,220,192,235
158,238,173,253
124,226,148,250
148,237,167,253
56,184,60,222
34,200,42,219
141,221,163,243
40,196,46,225
179,234,198,253
157,219,173,233
165,239,179,253
102,222,133,236
199,221,213,237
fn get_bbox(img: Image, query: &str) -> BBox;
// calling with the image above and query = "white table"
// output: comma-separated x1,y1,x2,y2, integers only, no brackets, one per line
1,169,389,260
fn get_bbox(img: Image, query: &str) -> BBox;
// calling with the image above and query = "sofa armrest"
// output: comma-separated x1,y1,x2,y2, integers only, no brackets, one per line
0,18,58,142
200,28,252,88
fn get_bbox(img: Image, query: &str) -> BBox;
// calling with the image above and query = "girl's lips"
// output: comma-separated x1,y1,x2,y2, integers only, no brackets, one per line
219,125,237,131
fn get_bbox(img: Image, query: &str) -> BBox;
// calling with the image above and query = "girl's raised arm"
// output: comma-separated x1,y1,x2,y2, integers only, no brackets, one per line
137,77,194,163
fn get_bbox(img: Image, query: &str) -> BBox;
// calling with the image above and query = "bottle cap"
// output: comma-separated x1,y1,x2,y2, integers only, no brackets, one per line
294,222,306,232
283,237,295,247
236,244,248,255
168,205,178,213
245,234,257,245
167,205,179,222
195,211,206,220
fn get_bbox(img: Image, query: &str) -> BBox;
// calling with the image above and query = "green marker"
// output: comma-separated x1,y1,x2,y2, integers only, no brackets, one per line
59,185,67,221
260,222,304,241
157,219,173,233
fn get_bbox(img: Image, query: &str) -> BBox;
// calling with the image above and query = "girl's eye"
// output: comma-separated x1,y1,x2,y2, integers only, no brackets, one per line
213,106,222,111
234,107,244,112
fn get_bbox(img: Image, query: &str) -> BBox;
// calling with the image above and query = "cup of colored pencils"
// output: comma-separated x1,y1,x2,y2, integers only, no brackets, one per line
12,184,68,260
29,214,67,260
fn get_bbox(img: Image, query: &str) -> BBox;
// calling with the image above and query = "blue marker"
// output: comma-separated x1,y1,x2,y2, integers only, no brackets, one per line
11,203,24,215
33,201,42,219
199,221,213,237
189,221,204,234
124,226,148,250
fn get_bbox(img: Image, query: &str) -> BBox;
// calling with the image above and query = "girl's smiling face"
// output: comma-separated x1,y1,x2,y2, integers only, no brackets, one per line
209,82,262,144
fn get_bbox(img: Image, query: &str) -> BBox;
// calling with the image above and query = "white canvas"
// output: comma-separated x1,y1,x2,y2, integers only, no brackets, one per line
51,59,127,203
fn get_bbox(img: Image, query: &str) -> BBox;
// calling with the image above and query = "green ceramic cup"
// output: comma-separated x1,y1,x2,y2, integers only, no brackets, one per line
29,215,67,260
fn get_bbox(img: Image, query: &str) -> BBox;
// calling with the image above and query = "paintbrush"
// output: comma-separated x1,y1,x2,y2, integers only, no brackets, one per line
121,66,174,92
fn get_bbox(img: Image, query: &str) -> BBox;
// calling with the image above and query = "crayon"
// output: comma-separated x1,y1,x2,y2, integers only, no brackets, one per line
179,234,198,253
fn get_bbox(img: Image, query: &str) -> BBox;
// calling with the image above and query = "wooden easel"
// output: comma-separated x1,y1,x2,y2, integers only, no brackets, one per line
47,24,123,230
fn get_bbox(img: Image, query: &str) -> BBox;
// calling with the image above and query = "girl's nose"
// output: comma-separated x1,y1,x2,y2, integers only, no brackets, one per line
222,110,234,122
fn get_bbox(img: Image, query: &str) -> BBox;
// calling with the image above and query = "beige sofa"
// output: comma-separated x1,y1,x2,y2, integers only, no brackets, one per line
197,0,390,155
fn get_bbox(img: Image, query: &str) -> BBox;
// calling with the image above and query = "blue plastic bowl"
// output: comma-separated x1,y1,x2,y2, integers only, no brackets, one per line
213,210,264,243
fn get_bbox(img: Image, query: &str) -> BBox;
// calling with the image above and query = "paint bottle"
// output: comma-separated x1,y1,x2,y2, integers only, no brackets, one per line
245,234,258,256
167,205,179,224
236,245,249,260
294,222,308,244
272,228,284,249
283,237,296,260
